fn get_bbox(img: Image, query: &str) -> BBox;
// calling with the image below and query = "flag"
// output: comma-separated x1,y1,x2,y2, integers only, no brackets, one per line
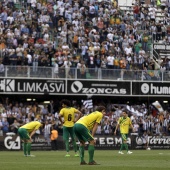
152,101,164,113
82,99,93,109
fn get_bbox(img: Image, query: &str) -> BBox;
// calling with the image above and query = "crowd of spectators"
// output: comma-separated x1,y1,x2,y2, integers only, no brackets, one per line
0,0,170,139
0,0,170,79
0,98,170,138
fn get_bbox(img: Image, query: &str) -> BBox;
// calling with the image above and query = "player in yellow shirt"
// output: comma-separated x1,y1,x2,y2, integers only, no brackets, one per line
59,99,82,157
114,111,134,154
74,106,106,165
18,120,42,157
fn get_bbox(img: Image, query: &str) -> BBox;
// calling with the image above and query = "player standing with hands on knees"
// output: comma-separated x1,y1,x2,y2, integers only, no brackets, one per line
59,99,82,157
114,111,134,154
74,106,106,165
18,118,43,157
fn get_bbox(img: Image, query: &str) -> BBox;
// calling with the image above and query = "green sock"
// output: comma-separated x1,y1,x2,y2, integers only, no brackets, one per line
88,145,95,163
65,140,69,153
27,143,31,155
23,143,27,155
73,140,77,152
120,144,124,151
124,143,128,152
79,146,85,162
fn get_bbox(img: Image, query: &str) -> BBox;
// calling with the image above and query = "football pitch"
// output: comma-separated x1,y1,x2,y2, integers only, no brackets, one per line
1,150,170,170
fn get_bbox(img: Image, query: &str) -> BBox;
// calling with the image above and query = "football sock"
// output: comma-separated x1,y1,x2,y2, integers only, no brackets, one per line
27,143,31,155
23,143,27,155
120,144,124,151
73,140,77,152
79,146,85,162
124,143,128,151
65,140,69,152
88,145,94,163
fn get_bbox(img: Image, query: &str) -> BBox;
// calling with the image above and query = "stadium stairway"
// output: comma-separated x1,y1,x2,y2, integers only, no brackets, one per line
118,3,167,68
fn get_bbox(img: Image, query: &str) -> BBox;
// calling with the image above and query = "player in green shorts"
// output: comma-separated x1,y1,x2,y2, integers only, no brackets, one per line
59,99,82,157
74,106,106,165
18,119,42,157
114,111,134,154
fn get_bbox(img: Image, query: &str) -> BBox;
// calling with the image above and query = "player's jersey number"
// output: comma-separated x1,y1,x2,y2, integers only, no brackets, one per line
68,114,72,121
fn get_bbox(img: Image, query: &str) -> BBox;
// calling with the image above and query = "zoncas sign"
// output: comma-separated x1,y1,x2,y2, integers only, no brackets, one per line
76,88,126,94
68,80,130,95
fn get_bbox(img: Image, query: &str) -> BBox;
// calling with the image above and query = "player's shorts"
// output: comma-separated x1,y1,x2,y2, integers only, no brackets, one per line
18,128,30,140
121,133,128,142
73,123,94,143
63,126,75,141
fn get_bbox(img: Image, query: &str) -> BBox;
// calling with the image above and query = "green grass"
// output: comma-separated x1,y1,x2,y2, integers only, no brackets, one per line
1,150,170,170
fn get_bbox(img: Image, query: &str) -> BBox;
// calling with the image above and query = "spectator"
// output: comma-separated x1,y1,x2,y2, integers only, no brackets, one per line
77,60,87,79
53,60,59,78
142,131,149,149
10,119,20,134
0,61,4,76
43,120,52,146
50,125,58,151
61,57,72,78
2,118,9,135
48,100,54,115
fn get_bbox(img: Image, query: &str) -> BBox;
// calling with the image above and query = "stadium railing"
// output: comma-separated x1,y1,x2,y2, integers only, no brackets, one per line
0,66,169,81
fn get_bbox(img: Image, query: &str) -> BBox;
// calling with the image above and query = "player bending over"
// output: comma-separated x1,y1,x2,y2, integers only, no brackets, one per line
74,106,106,165
18,119,43,157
